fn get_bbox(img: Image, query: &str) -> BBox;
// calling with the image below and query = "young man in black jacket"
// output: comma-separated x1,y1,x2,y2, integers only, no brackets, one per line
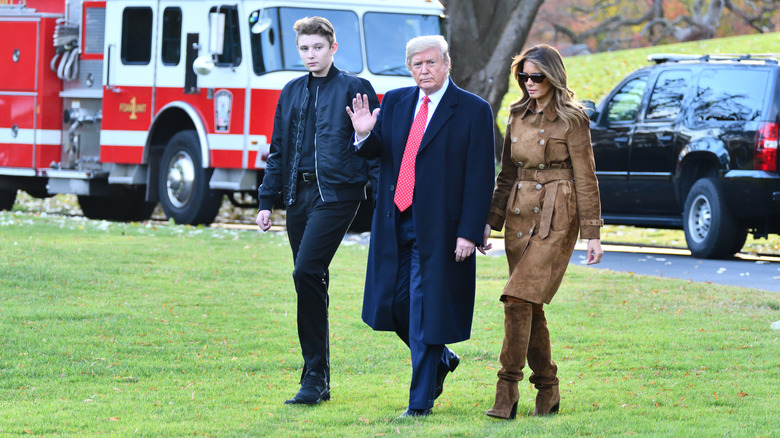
256,16,379,405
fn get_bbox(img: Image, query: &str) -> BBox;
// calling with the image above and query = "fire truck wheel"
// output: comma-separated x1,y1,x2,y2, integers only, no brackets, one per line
158,130,223,225
78,189,157,222
0,189,17,211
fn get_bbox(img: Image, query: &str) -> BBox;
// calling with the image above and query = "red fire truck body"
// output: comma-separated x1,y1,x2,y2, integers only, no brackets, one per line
0,0,445,225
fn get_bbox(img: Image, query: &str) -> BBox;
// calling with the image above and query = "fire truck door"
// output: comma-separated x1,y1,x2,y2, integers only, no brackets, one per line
0,20,39,168
194,4,250,165
101,3,157,164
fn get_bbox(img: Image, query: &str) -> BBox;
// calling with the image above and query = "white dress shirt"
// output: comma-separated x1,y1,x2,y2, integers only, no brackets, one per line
355,78,450,146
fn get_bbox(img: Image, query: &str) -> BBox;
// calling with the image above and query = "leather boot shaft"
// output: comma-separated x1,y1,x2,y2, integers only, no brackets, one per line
487,299,533,419
527,304,560,415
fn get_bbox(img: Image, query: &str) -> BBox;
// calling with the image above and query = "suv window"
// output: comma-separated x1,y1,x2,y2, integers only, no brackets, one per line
606,76,647,123
646,69,690,120
693,69,768,122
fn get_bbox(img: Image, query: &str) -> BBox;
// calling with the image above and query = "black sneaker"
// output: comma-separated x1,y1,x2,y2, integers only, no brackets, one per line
284,371,330,405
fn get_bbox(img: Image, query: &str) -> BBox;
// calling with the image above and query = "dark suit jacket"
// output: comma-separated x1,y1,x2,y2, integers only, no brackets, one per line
357,79,495,344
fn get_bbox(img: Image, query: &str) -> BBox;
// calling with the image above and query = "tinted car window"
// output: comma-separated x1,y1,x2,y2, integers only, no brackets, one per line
646,69,690,120
693,69,768,122
606,76,647,123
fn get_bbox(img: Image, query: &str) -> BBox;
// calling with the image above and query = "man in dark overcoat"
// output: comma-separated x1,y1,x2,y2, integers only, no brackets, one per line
347,35,495,417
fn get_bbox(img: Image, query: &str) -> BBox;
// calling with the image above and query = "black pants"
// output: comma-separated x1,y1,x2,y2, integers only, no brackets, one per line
285,179,360,383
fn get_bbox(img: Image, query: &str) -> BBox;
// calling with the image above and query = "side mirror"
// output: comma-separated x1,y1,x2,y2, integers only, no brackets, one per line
209,12,226,55
582,100,598,121
250,9,272,34
193,55,215,76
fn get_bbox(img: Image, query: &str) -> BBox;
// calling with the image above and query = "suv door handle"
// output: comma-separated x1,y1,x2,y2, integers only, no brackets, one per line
657,135,673,142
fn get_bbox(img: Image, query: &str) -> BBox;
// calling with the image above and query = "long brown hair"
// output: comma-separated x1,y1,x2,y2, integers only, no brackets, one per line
509,44,588,130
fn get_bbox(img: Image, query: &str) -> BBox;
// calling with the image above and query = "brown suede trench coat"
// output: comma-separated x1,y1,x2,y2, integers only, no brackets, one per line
487,102,602,304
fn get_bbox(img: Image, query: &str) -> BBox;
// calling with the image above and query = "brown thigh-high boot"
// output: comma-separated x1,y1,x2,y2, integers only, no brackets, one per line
527,303,560,416
486,297,533,420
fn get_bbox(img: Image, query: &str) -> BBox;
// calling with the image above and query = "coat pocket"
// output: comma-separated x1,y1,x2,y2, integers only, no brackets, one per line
549,181,575,232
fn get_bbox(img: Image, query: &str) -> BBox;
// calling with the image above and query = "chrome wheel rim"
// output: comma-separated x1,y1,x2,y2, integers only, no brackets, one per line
165,151,195,209
688,194,711,243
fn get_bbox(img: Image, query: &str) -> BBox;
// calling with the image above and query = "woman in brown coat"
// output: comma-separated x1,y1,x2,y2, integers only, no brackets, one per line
482,44,603,419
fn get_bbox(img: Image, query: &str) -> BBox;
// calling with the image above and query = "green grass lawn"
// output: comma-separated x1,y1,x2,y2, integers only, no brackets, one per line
1,212,778,436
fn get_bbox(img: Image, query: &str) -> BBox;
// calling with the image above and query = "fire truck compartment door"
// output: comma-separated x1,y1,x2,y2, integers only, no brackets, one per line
0,20,39,91
0,94,36,168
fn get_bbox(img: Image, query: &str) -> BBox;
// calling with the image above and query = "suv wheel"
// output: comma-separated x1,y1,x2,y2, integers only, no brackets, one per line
683,177,742,259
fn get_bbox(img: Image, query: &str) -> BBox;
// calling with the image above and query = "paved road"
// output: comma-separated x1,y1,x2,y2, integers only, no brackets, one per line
484,241,780,293
245,225,780,294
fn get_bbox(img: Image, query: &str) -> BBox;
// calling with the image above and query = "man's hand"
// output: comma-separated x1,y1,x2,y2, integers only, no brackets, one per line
346,93,379,140
455,237,476,262
586,239,603,265
477,224,494,255
256,210,272,231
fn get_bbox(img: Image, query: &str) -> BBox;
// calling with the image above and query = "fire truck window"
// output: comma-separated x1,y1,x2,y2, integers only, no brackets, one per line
278,8,362,74
249,8,282,74
161,7,182,66
209,6,242,67
364,13,442,76
121,7,153,65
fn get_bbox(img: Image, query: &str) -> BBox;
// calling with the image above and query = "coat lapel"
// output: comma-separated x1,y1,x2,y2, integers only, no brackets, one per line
392,87,419,171
418,78,457,154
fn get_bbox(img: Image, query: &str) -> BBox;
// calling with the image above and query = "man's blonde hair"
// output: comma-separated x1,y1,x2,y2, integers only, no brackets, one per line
405,35,450,72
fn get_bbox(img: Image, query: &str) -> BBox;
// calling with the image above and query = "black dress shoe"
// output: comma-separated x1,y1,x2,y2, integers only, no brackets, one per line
284,371,330,405
400,407,432,417
434,350,460,399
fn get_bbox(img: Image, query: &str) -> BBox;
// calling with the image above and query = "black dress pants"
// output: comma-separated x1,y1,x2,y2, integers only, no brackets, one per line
285,179,360,382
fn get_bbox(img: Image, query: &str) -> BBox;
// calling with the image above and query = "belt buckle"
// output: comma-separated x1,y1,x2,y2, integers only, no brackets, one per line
300,172,315,182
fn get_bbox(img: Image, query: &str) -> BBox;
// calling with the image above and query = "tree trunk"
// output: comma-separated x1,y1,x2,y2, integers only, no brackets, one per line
441,0,545,160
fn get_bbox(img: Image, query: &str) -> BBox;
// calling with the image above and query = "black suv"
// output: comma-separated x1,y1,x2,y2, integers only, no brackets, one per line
589,53,780,258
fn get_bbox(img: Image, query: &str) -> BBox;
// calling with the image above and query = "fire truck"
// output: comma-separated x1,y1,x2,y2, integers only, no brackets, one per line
0,0,445,225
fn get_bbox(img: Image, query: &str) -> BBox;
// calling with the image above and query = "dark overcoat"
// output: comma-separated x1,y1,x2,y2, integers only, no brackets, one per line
358,79,495,345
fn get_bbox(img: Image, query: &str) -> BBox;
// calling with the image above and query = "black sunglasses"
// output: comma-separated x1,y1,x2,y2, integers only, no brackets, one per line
517,72,546,84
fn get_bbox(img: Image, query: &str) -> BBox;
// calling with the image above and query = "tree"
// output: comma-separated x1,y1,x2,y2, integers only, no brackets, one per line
531,0,778,52
441,0,545,157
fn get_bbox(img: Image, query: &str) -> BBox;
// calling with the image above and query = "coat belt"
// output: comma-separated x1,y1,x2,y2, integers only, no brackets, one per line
516,167,574,239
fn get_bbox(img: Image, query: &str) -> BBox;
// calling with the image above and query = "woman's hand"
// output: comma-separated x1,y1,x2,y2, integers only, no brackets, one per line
477,224,493,255
585,239,603,265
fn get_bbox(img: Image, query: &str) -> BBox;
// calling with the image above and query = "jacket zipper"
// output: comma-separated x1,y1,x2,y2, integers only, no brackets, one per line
313,84,325,201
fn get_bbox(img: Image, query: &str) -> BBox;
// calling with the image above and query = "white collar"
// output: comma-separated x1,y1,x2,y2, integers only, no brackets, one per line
418,77,449,104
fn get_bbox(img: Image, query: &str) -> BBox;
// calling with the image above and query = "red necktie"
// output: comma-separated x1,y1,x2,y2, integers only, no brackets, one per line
394,96,430,212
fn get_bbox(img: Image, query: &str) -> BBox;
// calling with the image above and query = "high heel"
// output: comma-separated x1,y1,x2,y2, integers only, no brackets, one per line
532,385,560,416
508,401,518,419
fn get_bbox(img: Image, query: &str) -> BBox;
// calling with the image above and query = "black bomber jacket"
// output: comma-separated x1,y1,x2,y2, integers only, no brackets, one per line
257,65,379,211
